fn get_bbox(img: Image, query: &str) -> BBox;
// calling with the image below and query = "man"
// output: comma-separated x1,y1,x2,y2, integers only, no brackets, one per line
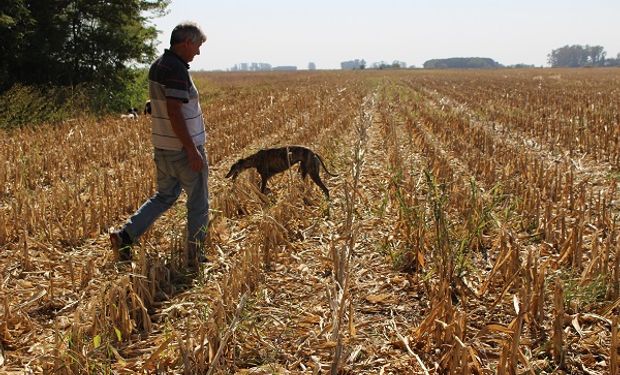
110,22,209,267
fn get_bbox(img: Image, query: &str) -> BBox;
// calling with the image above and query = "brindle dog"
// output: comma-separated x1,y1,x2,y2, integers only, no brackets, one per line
225,146,337,198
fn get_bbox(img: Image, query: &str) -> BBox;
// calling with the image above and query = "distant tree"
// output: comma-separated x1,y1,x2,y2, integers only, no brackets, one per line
370,61,387,69
369,60,406,69
423,57,501,69
547,45,585,67
340,59,365,70
392,60,407,68
547,44,607,67
603,53,620,67
507,63,536,69
586,45,606,65
308,62,316,70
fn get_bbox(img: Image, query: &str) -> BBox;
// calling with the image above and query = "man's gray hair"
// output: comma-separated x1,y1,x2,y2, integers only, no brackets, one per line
170,22,207,45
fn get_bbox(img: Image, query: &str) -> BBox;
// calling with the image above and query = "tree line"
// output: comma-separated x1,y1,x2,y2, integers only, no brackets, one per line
423,58,502,69
548,45,620,67
0,0,169,122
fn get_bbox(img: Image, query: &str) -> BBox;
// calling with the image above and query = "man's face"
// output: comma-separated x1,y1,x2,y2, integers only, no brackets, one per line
180,39,203,63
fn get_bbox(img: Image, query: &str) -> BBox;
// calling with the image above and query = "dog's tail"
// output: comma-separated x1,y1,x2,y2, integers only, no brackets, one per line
316,154,338,177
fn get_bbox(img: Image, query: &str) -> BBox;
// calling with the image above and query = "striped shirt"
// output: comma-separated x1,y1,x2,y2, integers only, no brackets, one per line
148,49,205,150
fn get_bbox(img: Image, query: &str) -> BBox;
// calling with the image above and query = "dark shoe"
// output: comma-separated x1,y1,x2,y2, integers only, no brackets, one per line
187,244,208,268
110,230,132,261
196,252,208,263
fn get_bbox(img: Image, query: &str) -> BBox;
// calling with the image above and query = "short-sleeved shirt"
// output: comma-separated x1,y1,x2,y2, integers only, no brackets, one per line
148,49,205,150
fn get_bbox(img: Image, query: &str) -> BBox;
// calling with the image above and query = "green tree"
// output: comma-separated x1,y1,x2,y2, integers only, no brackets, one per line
1,0,169,92
0,0,33,90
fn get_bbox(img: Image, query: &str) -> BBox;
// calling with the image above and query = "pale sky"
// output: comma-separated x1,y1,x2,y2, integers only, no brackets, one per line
149,0,619,70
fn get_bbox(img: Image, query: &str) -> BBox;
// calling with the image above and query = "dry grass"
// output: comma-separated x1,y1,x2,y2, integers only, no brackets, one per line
1,69,619,374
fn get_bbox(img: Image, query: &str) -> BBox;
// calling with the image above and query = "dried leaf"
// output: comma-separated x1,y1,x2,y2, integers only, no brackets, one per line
365,294,391,304
349,302,356,337
300,314,321,324
318,341,337,349
513,294,520,315
108,344,126,364
571,315,583,337
144,336,173,370
417,251,426,269
485,323,514,335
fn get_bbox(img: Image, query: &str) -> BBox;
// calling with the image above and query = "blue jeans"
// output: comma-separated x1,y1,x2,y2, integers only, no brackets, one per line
122,146,209,249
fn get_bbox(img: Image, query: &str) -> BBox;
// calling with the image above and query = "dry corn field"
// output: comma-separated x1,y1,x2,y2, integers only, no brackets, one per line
1,68,619,374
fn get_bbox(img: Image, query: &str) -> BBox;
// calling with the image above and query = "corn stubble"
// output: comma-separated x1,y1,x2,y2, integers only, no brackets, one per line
1,69,619,374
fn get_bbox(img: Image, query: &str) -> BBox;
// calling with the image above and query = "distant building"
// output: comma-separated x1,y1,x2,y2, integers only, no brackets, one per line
250,62,272,71
308,62,316,70
228,63,300,72
230,62,272,71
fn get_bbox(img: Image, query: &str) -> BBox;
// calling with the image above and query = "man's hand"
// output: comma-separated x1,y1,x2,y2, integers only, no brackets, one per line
187,145,205,172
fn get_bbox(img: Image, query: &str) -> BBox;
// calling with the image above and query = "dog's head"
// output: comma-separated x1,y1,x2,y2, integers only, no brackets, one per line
225,158,251,180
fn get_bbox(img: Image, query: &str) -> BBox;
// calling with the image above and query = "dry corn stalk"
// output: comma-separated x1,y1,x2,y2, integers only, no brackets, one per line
329,95,372,374
612,315,618,375
552,279,565,368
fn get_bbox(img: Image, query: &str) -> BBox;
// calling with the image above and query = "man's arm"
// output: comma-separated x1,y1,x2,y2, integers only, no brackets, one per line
167,98,204,172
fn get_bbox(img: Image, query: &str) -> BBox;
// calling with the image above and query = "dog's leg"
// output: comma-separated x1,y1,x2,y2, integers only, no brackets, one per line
299,164,308,179
259,174,270,194
309,172,330,198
